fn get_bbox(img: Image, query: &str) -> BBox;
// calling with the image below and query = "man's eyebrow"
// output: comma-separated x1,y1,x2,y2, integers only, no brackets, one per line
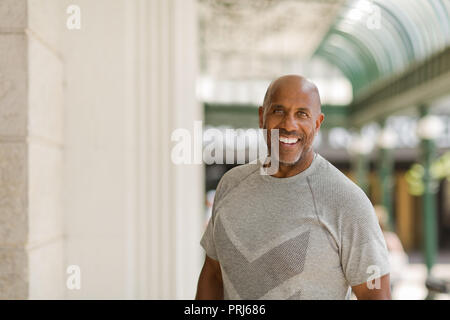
296,107,311,111
270,104,312,112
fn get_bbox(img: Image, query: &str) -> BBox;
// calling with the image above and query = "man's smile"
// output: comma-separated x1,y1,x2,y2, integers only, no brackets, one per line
278,135,302,148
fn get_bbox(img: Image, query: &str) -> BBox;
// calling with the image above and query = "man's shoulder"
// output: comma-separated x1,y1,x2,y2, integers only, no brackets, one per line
313,155,364,193
311,155,372,212
218,161,260,191
210,162,260,217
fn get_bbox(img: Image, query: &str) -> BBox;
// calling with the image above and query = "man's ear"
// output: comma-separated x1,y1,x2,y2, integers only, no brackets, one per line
315,112,324,131
258,106,264,128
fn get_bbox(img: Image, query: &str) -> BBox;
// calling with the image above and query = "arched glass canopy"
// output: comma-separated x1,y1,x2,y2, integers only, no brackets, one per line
314,0,450,97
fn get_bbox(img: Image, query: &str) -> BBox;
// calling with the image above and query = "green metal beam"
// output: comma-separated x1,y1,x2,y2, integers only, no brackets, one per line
204,103,259,129
354,153,370,195
419,106,439,277
204,103,349,129
350,46,450,127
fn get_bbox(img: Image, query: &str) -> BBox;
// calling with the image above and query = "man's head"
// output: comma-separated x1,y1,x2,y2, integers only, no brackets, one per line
259,75,324,166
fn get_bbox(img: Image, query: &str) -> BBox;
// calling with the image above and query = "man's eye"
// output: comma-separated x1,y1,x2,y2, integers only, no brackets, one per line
298,112,308,117
273,109,283,114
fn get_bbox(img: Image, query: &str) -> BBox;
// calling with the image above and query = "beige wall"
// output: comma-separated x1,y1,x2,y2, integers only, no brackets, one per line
0,0,203,299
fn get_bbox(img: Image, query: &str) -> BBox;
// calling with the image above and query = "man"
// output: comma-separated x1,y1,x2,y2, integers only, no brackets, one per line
196,75,391,300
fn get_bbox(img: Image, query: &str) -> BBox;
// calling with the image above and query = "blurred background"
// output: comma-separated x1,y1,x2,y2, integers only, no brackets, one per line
0,0,449,299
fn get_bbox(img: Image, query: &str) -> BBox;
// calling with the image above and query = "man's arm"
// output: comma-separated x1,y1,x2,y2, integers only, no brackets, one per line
195,255,224,300
351,274,392,300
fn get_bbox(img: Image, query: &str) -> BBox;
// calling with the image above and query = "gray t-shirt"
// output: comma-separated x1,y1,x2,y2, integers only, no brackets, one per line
200,153,390,300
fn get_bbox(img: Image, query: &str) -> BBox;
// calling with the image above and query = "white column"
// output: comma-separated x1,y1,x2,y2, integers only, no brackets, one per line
171,0,204,300
125,0,203,299
63,0,133,299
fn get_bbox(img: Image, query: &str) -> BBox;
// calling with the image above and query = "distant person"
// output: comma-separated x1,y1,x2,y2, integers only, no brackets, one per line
374,205,408,290
195,75,391,300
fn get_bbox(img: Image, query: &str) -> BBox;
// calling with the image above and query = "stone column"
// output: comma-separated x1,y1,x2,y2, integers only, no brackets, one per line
0,0,65,299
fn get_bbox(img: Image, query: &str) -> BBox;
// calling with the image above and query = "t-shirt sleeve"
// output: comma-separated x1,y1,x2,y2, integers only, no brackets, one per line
200,217,218,260
200,177,227,261
340,195,391,287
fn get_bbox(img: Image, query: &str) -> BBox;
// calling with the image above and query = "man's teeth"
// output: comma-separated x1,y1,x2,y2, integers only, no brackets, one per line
279,137,299,144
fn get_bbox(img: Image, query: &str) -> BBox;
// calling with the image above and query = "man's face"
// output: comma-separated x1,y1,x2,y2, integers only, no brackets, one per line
259,84,323,166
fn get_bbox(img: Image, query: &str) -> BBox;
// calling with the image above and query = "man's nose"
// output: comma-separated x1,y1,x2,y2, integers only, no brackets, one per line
280,112,299,132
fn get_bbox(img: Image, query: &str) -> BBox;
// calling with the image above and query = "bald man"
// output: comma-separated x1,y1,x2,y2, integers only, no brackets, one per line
196,75,391,300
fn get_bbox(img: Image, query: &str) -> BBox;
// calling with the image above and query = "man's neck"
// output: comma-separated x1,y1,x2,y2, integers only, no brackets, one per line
271,150,315,178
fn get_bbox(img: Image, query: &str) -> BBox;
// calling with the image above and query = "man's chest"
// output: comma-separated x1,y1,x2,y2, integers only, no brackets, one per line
214,184,317,248
211,192,344,299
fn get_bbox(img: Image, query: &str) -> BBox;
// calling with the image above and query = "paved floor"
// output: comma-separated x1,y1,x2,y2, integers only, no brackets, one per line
392,252,450,300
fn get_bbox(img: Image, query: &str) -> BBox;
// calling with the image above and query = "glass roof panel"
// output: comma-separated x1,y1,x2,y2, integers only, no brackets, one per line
315,0,450,98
